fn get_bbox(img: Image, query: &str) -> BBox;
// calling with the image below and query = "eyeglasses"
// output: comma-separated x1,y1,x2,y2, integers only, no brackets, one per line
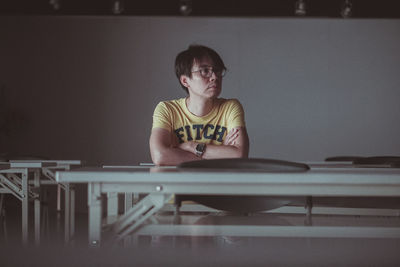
191,66,226,78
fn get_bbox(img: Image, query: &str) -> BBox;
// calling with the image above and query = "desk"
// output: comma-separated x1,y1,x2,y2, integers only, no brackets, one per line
56,164,400,246
0,160,81,244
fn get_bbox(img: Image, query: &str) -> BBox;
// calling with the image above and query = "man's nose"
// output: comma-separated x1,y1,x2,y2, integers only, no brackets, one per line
209,71,217,81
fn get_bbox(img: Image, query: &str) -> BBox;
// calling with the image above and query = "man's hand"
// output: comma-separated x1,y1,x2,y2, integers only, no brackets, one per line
178,128,242,154
150,126,249,166
224,128,240,146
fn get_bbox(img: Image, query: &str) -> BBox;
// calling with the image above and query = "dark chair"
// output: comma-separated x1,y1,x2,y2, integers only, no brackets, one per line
320,155,400,212
325,155,400,167
353,156,400,167
175,158,309,213
325,156,364,162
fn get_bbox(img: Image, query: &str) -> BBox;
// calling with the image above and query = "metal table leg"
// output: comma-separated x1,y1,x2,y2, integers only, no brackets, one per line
107,192,118,224
57,184,61,212
70,186,75,239
114,193,173,243
88,182,102,247
34,169,41,245
21,169,28,245
123,193,133,247
124,193,132,213
64,183,70,243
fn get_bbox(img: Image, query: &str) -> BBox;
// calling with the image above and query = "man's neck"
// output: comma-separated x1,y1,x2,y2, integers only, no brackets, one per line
186,96,215,117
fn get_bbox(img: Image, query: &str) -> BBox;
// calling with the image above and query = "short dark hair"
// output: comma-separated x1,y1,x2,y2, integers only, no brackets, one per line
175,45,226,94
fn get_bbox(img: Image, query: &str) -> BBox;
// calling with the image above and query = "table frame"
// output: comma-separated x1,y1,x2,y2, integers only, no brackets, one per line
0,160,81,245
56,165,400,246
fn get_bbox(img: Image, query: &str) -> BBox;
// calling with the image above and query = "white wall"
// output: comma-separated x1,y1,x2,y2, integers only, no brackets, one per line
1,16,400,164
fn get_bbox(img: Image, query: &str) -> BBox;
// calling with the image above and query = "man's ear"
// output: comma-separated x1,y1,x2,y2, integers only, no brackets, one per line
180,75,189,88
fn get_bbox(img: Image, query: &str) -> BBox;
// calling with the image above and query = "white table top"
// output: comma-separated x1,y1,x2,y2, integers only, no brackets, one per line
55,165,400,197
9,160,81,166
8,161,58,168
57,164,400,181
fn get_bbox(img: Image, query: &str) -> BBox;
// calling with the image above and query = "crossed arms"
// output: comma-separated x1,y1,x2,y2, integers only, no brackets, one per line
149,127,249,166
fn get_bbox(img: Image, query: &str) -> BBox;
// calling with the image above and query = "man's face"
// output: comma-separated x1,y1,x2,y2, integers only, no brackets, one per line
182,56,223,99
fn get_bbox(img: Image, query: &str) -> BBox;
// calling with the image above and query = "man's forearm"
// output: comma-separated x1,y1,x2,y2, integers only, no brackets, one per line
152,147,199,166
202,144,248,159
178,141,248,159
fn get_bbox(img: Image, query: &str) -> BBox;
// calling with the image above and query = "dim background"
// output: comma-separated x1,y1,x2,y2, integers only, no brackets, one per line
1,16,399,166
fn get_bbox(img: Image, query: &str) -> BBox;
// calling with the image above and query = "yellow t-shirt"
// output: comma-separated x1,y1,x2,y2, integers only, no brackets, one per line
152,98,245,145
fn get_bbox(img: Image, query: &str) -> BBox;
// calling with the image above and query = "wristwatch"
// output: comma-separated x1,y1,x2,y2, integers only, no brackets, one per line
195,143,206,157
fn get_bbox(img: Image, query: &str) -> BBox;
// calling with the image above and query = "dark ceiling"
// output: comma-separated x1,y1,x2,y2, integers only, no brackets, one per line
1,0,400,18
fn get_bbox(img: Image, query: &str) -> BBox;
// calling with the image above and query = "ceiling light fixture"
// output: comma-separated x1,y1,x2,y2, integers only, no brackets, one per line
179,0,193,16
341,0,353,18
112,0,124,15
295,0,306,16
49,0,61,11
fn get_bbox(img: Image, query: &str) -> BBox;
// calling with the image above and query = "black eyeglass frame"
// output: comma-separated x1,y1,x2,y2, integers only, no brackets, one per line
191,66,226,78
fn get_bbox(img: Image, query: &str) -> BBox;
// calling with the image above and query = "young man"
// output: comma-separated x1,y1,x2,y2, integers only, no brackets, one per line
149,45,249,166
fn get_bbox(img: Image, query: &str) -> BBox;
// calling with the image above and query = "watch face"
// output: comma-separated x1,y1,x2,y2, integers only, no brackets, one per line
196,143,205,156
196,143,205,152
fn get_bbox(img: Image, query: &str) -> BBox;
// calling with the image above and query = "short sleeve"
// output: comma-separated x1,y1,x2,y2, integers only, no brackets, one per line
227,99,246,130
152,102,172,132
